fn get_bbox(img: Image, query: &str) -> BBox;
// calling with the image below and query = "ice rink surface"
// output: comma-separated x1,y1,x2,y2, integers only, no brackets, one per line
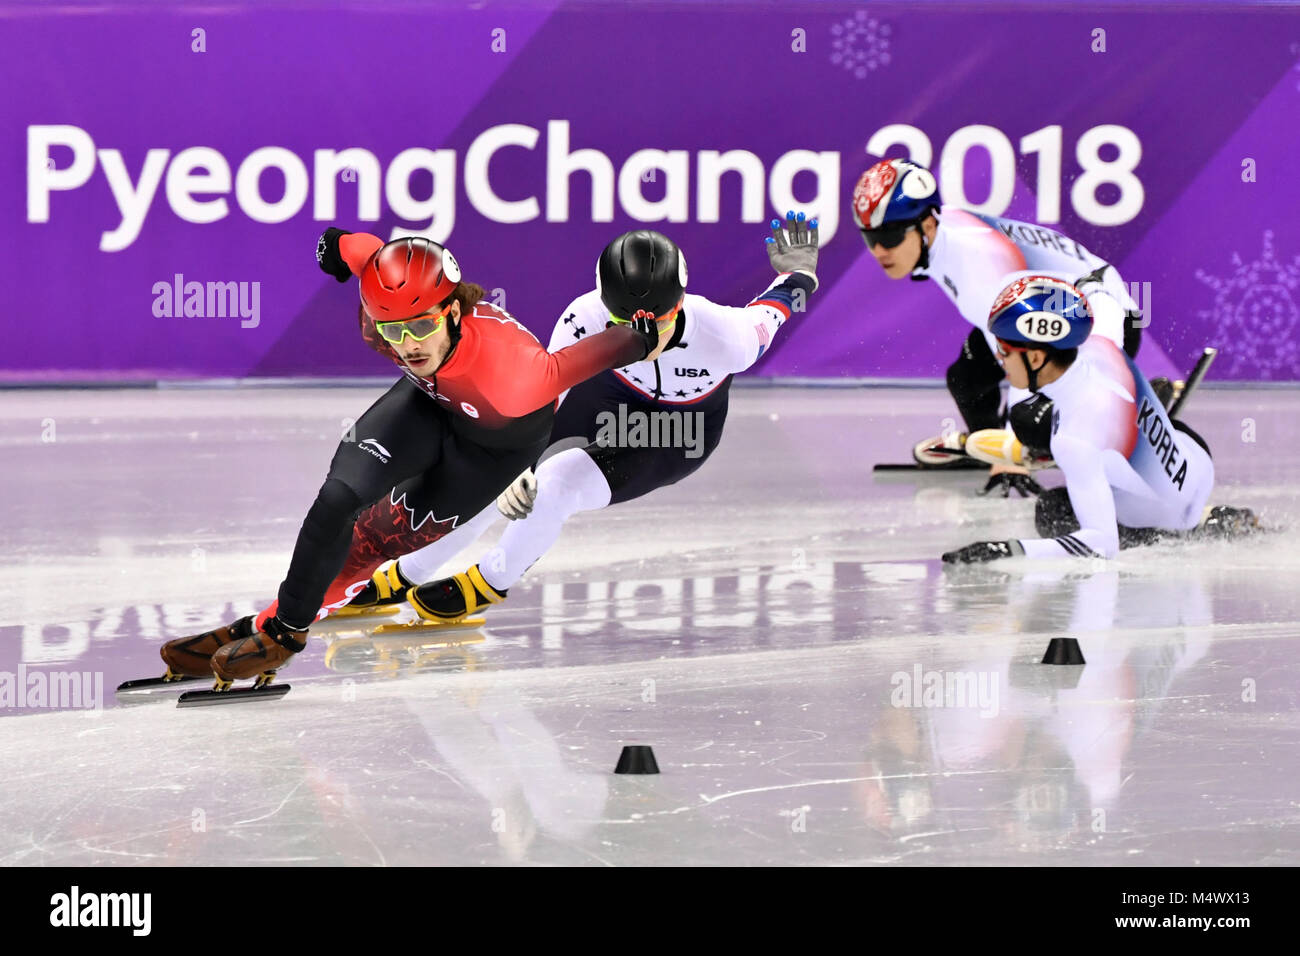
1,383,1297,866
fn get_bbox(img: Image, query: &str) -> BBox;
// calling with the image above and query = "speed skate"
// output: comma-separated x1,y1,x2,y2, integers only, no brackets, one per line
116,608,488,706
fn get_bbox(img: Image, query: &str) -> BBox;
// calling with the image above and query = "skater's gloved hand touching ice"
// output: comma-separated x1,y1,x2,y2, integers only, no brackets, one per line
766,211,820,286
978,469,1044,498
498,468,538,520
942,540,1025,564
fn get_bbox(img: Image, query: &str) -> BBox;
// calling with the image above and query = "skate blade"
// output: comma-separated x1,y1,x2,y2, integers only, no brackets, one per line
328,603,403,619
371,616,486,636
874,458,986,474
176,683,291,707
114,674,208,704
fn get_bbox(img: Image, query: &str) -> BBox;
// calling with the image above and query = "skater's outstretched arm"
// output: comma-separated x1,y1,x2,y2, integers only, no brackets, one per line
943,436,1120,564
701,270,817,375
702,211,821,375
1017,433,1120,559
491,317,658,418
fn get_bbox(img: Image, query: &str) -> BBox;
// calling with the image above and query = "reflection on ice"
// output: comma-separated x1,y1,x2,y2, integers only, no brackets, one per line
0,386,1295,865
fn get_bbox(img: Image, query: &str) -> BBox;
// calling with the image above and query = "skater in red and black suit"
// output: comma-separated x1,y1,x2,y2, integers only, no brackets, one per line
160,229,657,688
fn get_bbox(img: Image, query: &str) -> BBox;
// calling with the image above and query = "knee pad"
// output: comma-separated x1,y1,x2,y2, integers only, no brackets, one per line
307,477,365,529
946,333,1005,432
945,357,969,397
946,348,998,401
536,448,611,517
1035,487,1079,538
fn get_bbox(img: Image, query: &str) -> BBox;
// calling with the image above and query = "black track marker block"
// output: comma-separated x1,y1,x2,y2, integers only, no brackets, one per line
1041,638,1086,665
615,745,660,774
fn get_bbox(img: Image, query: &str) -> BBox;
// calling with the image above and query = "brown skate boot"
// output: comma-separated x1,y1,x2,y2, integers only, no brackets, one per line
160,615,257,679
210,616,309,690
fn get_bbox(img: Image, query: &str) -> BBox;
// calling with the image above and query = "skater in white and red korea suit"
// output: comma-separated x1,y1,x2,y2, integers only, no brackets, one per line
339,215,820,622
941,274,1254,564
851,157,1150,496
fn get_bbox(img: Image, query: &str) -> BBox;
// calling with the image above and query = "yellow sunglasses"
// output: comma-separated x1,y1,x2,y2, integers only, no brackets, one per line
375,302,454,345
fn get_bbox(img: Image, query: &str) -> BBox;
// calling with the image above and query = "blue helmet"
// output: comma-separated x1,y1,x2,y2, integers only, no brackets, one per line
852,158,942,231
988,275,1094,351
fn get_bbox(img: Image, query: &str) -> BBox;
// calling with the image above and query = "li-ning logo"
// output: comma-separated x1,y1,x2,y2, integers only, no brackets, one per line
49,886,151,936
357,438,391,463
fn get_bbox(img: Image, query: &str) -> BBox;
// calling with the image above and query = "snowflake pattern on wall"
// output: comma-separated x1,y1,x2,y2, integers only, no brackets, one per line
830,11,892,79
1196,231,1300,379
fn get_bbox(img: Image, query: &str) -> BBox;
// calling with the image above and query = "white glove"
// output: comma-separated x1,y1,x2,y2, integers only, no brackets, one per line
497,468,538,520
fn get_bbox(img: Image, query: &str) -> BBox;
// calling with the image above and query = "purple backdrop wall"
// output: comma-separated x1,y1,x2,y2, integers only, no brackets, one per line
3,2,1298,382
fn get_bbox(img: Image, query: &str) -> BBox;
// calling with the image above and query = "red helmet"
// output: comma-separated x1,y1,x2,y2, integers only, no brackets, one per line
359,237,462,320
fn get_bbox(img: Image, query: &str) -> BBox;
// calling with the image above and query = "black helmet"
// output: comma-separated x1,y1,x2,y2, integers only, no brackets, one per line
596,230,687,321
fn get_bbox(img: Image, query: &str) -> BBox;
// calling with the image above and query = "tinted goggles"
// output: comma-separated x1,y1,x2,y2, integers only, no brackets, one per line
859,221,915,250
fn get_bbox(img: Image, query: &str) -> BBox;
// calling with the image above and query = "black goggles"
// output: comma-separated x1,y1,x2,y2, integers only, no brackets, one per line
859,221,916,250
